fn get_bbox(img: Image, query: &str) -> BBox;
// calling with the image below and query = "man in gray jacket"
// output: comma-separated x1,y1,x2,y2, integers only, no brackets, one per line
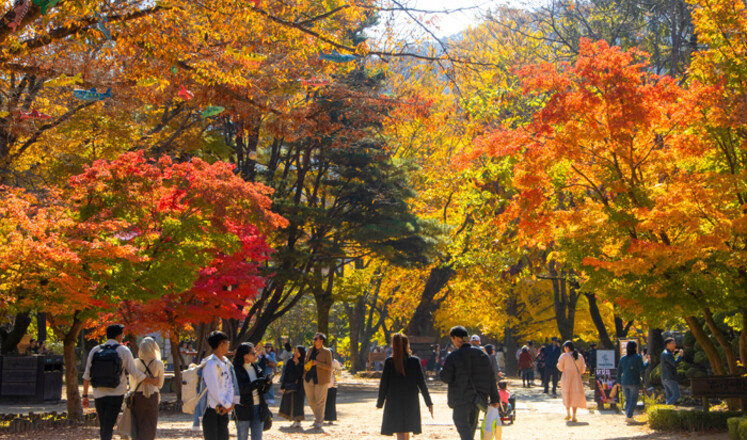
660,338,682,405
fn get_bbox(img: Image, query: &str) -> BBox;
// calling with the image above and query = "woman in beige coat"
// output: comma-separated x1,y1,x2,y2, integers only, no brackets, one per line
130,337,165,440
557,340,586,422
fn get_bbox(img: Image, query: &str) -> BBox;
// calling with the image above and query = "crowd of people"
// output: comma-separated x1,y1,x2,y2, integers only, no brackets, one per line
79,323,683,440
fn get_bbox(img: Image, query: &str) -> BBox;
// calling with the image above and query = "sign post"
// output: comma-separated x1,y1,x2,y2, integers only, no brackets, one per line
594,350,619,410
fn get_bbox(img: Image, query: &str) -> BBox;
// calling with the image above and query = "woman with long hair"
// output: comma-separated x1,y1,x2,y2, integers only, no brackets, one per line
617,340,649,423
130,337,165,440
376,333,434,440
233,343,271,440
279,345,306,428
557,340,587,422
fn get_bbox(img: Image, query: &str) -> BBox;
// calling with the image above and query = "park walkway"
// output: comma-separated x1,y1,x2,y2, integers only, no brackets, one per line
0,376,727,440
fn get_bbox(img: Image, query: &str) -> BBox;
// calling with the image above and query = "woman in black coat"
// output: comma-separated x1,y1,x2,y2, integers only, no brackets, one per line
377,333,433,439
233,343,272,440
278,345,306,428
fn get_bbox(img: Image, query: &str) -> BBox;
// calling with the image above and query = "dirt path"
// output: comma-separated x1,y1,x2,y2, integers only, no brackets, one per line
0,377,728,440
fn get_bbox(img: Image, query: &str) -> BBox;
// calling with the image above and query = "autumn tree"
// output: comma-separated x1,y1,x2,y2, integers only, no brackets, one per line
463,39,745,390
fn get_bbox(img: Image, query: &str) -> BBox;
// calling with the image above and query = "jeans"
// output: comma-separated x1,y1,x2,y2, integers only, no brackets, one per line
236,406,264,440
452,404,480,440
622,385,639,418
202,407,229,440
662,379,680,405
94,394,124,440
544,367,559,394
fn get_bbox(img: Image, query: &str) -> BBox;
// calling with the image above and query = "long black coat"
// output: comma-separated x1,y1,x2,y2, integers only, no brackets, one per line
439,344,499,408
377,356,433,436
278,359,305,420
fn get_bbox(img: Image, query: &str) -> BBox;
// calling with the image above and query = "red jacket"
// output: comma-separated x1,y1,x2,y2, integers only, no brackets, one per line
518,351,533,370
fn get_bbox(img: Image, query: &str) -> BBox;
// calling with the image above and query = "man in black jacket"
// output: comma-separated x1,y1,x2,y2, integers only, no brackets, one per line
440,326,500,440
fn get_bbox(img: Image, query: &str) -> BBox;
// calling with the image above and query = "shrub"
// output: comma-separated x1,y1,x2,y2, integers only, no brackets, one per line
647,405,743,432
728,417,747,440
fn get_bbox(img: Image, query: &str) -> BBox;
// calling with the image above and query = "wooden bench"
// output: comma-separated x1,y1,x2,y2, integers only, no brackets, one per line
368,352,387,370
691,375,747,411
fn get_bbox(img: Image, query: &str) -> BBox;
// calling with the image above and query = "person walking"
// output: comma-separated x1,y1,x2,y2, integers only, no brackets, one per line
82,324,158,440
557,341,587,422
233,343,271,440
660,338,682,405
259,342,277,404
484,345,501,381
130,337,165,440
324,355,342,424
543,338,561,397
201,331,240,440
518,346,533,387
440,326,500,440
279,345,306,428
304,332,333,430
535,345,547,388
527,341,538,385
617,340,649,423
377,333,434,439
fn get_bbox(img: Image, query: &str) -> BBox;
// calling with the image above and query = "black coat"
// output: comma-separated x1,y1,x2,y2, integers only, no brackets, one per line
278,359,305,421
234,362,270,421
439,344,499,408
377,356,433,436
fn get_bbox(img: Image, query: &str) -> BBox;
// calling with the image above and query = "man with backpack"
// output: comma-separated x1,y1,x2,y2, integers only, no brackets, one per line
82,324,160,440
440,326,500,440
201,331,240,440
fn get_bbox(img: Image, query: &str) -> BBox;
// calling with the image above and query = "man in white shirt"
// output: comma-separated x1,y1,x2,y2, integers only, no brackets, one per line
202,331,240,440
82,324,159,440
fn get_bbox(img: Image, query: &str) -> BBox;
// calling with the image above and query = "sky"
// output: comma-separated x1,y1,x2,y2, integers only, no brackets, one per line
370,0,538,43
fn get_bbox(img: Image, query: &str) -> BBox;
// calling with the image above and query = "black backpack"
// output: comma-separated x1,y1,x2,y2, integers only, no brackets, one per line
90,344,123,388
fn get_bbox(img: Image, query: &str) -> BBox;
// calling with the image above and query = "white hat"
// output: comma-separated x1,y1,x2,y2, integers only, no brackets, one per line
470,335,481,343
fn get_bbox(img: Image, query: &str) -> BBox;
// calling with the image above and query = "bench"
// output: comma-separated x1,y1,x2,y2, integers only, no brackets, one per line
690,375,747,411
368,352,387,370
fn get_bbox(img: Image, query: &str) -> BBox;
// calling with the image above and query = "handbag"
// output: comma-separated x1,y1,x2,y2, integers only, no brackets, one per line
114,404,134,439
260,402,272,431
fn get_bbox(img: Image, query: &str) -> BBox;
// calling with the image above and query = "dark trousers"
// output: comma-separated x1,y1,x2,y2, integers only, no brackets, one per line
203,407,229,440
94,395,124,440
131,391,159,440
544,367,559,395
452,404,479,440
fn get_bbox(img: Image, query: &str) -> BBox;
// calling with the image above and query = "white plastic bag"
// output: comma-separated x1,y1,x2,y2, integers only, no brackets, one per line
481,406,501,440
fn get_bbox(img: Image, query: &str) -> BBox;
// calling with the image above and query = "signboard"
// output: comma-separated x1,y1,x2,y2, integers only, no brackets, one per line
596,350,615,369
594,368,619,407
619,339,638,358
691,376,747,398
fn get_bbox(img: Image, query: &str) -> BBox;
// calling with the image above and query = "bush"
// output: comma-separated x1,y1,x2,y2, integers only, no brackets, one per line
647,405,743,432
727,417,747,440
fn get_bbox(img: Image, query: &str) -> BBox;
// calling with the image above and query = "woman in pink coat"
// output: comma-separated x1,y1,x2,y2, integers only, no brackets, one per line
557,340,587,422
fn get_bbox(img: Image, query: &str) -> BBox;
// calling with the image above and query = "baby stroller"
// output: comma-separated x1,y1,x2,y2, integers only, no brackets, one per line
498,395,516,424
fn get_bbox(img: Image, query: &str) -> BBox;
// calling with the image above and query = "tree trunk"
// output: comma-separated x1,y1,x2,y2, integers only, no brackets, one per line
585,293,613,349
548,263,578,341
170,332,182,406
404,264,454,336
61,315,85,421
702,308,739,374
685,315,727,375
0,312,32,354
614,315,634,338
348,297,365,373
503,324,519,377
36,312,47,342
740,308,746,375
646,328,664,386
314,290,334,335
